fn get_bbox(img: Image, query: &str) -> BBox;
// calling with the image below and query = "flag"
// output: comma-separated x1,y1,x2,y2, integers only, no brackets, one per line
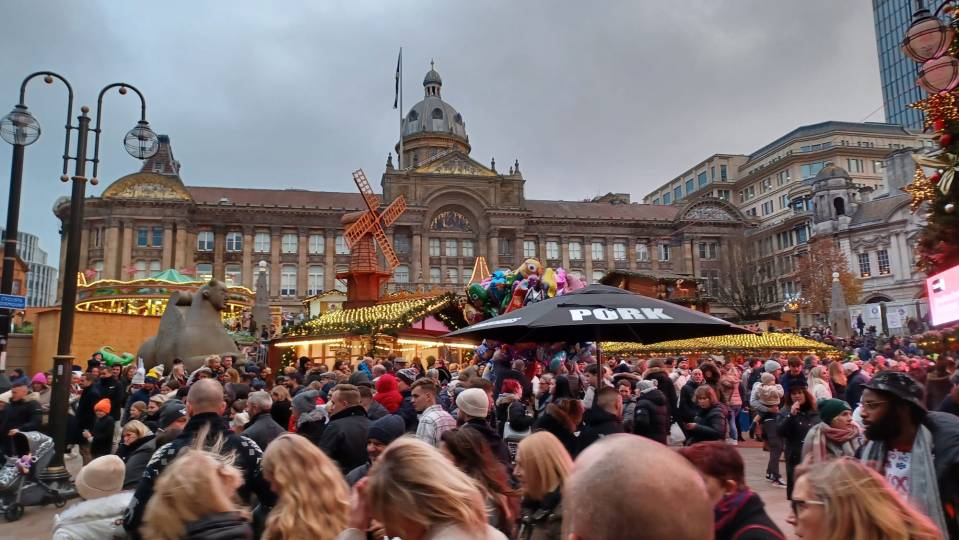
393,48,402,109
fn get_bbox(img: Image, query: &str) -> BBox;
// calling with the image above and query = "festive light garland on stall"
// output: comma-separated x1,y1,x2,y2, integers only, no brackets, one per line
602,333,840,356
285,293,462,337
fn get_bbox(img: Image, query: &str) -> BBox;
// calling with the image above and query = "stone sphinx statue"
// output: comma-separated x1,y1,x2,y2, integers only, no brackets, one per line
138,279,240,374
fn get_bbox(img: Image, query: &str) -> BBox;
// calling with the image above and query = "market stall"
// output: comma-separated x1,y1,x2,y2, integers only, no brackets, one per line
602,332,840,359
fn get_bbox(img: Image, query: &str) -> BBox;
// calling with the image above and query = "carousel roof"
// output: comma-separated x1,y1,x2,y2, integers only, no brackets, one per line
148,268,198,283
286,292,463,336
603,332,838,355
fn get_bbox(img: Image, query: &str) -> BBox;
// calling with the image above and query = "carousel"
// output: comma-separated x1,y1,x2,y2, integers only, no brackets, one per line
75,268,254,322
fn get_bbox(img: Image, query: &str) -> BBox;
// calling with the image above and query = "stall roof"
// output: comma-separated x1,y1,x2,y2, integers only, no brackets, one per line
285,292,463,336
603,332,838,355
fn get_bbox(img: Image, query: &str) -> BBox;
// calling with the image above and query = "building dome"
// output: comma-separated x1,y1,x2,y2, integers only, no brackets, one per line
402,62,467,140
423,67,442,86
812,164,851,182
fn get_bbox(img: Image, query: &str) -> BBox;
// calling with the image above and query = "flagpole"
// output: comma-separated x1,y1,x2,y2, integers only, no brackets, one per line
398,47,404,170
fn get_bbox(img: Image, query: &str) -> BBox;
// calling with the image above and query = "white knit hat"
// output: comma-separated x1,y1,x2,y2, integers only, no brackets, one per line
75,455,125,500
456,388,489,418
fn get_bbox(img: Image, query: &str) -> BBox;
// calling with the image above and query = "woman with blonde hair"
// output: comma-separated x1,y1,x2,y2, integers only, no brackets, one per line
118,419,157,488
262,433,350,540
141,447,251,540
338,437,507,540
808,366,832,401
514,431,572,540
828,361,847,400
788,457,941,540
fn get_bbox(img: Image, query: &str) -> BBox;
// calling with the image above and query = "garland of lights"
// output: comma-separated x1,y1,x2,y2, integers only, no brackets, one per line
602,333,839,355
285,293,463,337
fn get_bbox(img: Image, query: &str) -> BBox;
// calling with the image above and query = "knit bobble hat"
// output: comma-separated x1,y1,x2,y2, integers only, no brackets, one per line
75,455,125,500
31,372,48,385
636,379,657,394
94,398,111,415
456,388,489,418
764,360,781,374
817,398,851,426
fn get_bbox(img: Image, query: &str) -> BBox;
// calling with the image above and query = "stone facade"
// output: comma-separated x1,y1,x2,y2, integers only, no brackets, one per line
55,67,751,315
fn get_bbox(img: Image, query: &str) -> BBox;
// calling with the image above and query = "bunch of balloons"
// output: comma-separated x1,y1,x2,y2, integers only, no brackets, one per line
461,258,585,325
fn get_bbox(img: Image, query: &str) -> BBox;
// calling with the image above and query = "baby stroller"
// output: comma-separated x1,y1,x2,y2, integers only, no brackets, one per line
0,431,73,521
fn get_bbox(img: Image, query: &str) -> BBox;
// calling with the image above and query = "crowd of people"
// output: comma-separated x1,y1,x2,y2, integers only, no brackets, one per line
0,334,957,539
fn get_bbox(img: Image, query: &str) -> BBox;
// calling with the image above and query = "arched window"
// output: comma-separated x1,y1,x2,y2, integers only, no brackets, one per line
833,197,846,216
408,110,419,121
431,108,444,120
430,210,473,232
454,113,463,124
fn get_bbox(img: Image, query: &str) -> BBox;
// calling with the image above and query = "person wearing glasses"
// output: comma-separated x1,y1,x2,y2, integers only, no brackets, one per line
788,458,941,540
859,371,959,538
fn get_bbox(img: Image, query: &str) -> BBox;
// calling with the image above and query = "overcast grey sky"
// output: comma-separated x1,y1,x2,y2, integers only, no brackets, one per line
0,0,884,263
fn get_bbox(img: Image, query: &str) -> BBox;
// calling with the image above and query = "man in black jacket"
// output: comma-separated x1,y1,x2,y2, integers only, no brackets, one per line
578,387,624,452
643,359,678,423
0,381,41,458
75,372,101,464
318,384,370,475
123,379,275,539
633,379,670,445
394,369,419,432
457,387,511,465
678,369,704,426
243,390,286,451
95,367,124,422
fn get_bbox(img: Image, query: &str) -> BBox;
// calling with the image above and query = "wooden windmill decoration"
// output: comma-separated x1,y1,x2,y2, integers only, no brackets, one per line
337,169,407,307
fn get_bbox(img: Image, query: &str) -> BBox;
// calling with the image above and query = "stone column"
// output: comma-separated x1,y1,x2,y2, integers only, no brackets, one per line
606,236,615,271
241,226,254,288
120,221,134,279
103,219,120,279
651,239,661,272
185,231,196,269
213,226,226,281
488,232,499,270
681,239,694,275
561,238,570,270
584,235,593,282
421,234,431,283
324,230,336,291
162,224,174,269
895,233,911,279
173,221,188,269
538,235,548,263
411,231,422,283
270,227,281,297
297,228,308,297
628,238,637,270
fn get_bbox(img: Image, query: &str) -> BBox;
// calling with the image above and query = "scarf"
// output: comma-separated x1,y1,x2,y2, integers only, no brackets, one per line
806,423,862,463
862,425,948,534
714,489,752,531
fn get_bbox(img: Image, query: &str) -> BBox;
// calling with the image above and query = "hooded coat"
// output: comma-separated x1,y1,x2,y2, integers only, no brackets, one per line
633,388,670,445
373,374,403,413
53,491,133,539
644,368,678,420
318,405,370,475
122,434,156,489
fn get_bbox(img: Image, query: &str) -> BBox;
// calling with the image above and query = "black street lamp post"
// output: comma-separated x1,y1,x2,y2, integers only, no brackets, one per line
0,72,158,482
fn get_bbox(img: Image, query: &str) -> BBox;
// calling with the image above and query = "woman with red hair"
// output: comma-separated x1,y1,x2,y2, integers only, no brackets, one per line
374,374,403,413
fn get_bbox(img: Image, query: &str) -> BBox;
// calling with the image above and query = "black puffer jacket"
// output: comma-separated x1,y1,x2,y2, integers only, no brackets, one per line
122,434,156,489
644,368,677,420
318,405,370,475
463,418,511,466
686,403,727,444
577,407,623,452
776,408,819,462
633,388,670,445
533,409,579,458
678,380,701,424
184,512,252,540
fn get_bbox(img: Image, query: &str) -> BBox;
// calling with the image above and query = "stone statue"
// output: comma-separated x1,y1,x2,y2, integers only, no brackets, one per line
138,279,240,373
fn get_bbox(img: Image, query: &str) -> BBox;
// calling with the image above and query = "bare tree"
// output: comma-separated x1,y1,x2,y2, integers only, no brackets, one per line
712,234,775,321
797,238,862,316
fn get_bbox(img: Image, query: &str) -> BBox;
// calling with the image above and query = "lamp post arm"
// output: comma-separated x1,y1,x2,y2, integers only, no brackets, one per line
91,82,148,180
18,71,74,177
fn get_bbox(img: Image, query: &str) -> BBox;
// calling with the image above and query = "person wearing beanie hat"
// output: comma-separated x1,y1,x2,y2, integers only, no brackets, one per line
457,387,510,465
633,377,670,445
155,400,188,447
801,397,863,466
53,455,132,538
86,399,116,458
345,414,406,486
764,360,781,375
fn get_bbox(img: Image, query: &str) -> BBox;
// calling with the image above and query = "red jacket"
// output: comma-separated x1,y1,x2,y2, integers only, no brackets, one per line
374,374,403,413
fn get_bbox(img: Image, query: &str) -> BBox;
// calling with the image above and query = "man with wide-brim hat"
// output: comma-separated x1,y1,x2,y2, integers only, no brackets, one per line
859,371,959,537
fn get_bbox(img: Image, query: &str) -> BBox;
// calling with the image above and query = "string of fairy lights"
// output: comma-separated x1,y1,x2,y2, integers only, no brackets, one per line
285,292,462,337
602,333,840,357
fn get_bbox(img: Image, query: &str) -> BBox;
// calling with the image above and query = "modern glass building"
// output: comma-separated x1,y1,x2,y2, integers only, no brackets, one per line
873,0,925,131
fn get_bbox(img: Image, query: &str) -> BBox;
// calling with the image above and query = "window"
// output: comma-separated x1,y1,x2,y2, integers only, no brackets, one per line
673,186,682,201
92,260,103,280
711,166,716,180
226,231,243,252
134,260,147,279
685,179,695,194
394,265,409,283
569,241,583,260
252,264,269,292
591,241,605,261
635,242,649,261
309,234,325,255
137,227,149,247
225,264,242,287
335,235,349,255
801,161,828,179
591,270,605,284
720,165,728,181
149,260,161,274
281,233,298,254
334,266,348,292
858,253,871,278
523,240,536,258
152,227,164,247
197,263,213,282
717,189,731,201
877,249,891,275
254,232,270,253
197,231,214,252
428,238,441,257
777,170,791,186
847,159,864,173
659,243,671,261
93,228,102,248
445,239,458,257
663,193,672,204
307,265,325,294
698,242,718,260
446,268,459,284
698,171,708,187
762,200,775,216
393,231,410,253
795,226,809,244
760,177,772,193
546,241,559,260
462,240,474,257
873,160,886,174
499,239,513,257
281,265,297,296
613,242,626,261
429,267,441,283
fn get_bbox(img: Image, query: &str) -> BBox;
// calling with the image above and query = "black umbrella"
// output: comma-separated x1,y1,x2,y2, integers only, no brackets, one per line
444,284,750,343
